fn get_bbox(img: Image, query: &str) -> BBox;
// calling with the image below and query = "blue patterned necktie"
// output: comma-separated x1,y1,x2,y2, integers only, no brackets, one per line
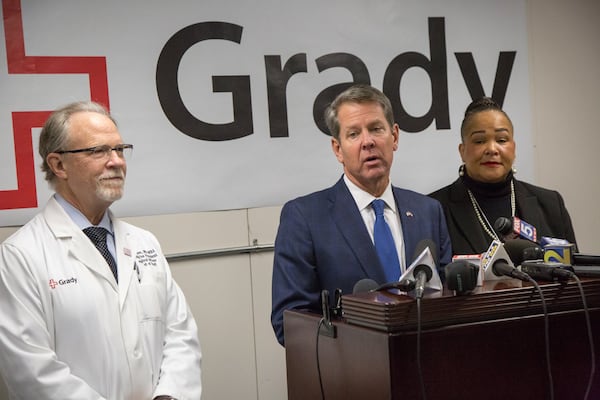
83,227,118,282
371,199,401,282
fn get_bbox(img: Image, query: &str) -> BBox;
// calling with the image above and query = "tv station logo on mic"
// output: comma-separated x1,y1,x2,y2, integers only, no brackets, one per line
513,217,537,242
541,237,575,264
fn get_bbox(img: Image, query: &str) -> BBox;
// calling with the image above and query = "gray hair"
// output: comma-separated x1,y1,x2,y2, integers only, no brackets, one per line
39,101,116,183
324,84,395,140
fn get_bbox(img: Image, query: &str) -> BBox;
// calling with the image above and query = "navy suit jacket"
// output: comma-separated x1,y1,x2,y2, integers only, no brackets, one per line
271,177,452,345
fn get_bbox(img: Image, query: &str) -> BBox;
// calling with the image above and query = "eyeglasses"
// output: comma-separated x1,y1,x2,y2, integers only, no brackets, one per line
56,144,134,160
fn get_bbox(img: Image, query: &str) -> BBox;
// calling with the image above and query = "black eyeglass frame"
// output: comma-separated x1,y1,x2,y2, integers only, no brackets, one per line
55,144,134,158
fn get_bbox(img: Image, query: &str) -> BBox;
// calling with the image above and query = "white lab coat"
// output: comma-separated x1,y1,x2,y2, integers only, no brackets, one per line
0,197,202,399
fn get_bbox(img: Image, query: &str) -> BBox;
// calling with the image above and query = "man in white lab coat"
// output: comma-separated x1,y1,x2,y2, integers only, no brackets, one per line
0,101,202,399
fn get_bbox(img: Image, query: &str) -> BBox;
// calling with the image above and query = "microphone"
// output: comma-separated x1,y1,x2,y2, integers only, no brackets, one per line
352,278,416,294
541,236,600,268
377,279,417,292
520,261,574,282
503,238,543,266
492,260,531,281
412,239,437,299
332,288,343,317
353,278,378,293
494,216,537,243
319,290,336,337
503,239,575,282
481,239,531,281
445,260,479,294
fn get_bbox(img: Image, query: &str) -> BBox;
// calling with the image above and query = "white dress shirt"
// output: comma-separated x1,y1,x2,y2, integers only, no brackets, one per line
343,175,406,272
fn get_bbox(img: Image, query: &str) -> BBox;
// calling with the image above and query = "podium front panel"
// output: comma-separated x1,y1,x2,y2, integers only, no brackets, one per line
283,279,600,400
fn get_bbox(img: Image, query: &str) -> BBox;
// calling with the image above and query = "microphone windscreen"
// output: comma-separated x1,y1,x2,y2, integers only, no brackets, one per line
523,247,544,261
353,278,378,294
445,260,479,293
504,238,541,266
493,217,512,236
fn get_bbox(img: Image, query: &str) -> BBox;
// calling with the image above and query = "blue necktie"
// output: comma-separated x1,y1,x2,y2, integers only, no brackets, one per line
372,199,401,281
83,227,118,282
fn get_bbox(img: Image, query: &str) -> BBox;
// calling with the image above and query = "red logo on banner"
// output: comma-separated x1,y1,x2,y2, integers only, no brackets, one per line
1,0,110,210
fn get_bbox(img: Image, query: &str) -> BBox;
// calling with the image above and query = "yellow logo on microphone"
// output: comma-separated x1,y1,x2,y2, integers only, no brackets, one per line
544,245,574,264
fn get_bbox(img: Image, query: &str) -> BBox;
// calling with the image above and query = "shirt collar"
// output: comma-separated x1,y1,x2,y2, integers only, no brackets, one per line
343,175,396,213
54,194,113,233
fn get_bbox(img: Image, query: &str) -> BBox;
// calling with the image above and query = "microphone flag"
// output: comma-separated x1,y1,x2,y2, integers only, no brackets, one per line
399,246,443,294
541,237,575,264
481,239,519,282
513,217,537,242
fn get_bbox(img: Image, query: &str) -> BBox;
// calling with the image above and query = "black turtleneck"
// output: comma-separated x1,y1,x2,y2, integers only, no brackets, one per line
462,169,515,230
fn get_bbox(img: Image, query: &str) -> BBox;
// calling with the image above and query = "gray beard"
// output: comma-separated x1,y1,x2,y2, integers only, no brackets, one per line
97,184,124,203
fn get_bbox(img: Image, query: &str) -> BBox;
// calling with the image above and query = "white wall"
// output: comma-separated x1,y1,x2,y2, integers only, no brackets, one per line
0,1,599,399
528,0,600,254
121,207,287,400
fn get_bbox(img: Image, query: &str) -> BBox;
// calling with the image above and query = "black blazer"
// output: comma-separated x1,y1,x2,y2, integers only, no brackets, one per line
429,178,577,255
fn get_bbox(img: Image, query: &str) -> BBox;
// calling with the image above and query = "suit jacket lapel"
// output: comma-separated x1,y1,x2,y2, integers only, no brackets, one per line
329,179,388,283
514,181,541,221
393,188,413,264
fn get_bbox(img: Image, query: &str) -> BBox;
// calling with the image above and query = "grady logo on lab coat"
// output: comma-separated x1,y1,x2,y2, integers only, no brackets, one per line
48,277,78,289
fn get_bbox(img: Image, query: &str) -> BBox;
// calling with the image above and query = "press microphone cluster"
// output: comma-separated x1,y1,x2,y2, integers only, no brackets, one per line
494,215,597,268
492,216,583,282
456,230,594,398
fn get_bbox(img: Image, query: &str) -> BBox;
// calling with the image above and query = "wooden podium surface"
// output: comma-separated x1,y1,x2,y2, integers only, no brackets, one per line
283,278,600,400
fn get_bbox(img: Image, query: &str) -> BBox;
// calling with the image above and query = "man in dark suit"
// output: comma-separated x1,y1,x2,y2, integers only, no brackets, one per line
271,84,452,345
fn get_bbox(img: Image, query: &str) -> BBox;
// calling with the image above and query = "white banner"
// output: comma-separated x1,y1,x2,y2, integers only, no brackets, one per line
0,0,532,226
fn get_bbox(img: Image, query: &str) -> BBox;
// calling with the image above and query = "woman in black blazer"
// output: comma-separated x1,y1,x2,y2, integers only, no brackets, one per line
429,97,577,255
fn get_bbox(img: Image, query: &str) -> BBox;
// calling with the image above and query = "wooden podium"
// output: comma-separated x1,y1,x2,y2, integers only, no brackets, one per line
283,278,600,400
